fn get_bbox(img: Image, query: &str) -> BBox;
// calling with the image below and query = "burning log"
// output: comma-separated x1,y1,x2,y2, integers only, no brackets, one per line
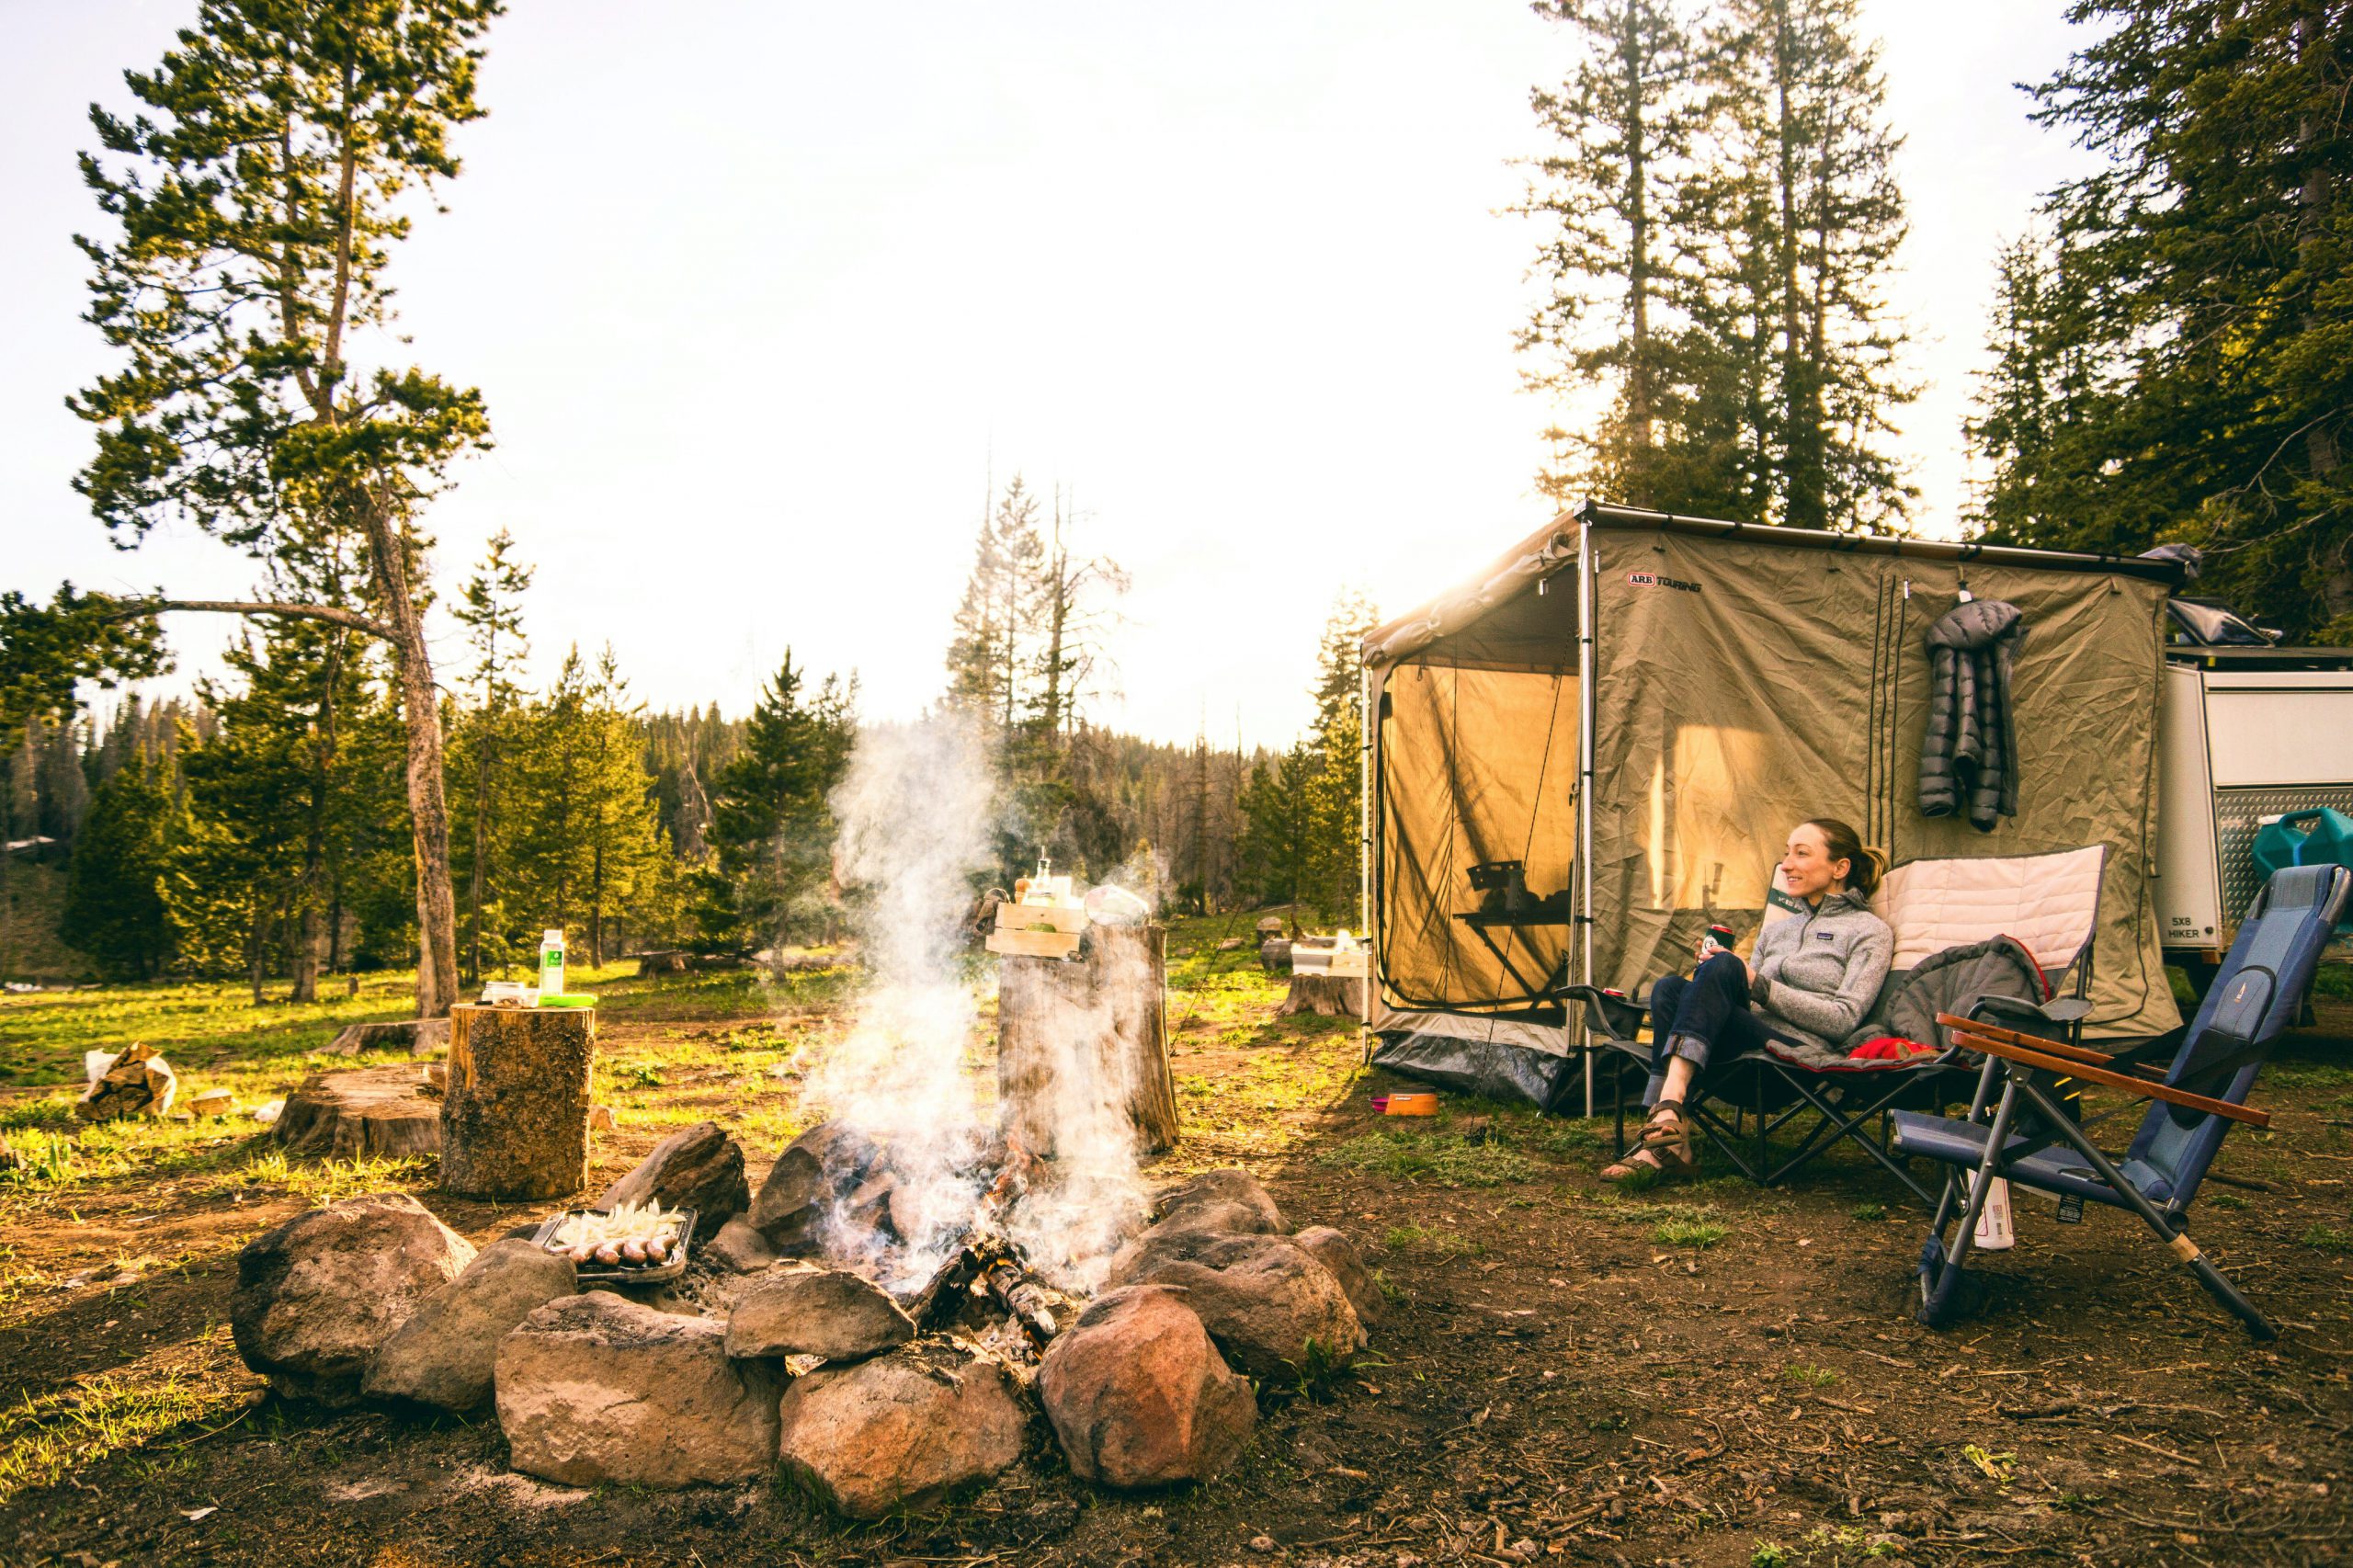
982,1256,1062,1340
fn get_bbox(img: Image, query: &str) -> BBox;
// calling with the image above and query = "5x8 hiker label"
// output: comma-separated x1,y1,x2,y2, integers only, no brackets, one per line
1627,571,1702,593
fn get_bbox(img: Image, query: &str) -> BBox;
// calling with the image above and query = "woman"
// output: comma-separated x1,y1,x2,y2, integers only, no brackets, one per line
1602,818,1893,1182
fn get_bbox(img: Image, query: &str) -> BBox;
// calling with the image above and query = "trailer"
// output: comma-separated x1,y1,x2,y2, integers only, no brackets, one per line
2154,599,2353,993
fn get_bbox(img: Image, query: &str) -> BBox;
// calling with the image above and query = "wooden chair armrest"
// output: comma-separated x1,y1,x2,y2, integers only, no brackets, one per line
1946,1028,2271,1129
1934,1013,2128,1069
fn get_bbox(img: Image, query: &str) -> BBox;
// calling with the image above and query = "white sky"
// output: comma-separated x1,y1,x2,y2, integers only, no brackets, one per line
2,1,2102,748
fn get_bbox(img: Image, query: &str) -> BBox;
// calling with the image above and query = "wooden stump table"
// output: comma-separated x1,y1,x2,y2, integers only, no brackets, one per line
439,1004,594,1200
997,924,1180,1155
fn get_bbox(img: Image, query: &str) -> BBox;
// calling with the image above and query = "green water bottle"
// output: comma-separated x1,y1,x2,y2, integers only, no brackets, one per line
538,928,565,1002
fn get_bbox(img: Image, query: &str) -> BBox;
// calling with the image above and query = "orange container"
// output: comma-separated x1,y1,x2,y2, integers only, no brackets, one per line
1381,1091,1439,1117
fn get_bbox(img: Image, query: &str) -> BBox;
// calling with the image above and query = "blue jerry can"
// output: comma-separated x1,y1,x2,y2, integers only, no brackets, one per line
2253,811,2353,929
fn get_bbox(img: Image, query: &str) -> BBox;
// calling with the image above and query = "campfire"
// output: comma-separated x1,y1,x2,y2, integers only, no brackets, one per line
224,719,1379,1514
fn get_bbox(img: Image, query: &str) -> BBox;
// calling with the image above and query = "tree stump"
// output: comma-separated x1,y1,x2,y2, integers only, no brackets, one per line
439,1005,594,1200
997,925,1179,1155
324,1018,450,1058
1276,974,1366,1018
275,1066,442,1159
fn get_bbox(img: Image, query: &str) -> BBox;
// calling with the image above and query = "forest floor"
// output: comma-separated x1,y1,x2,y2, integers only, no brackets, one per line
0,920,2347,1567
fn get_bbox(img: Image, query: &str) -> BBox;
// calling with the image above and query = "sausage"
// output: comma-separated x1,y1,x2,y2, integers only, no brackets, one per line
620,1239,647,1265
594,1243,622,1266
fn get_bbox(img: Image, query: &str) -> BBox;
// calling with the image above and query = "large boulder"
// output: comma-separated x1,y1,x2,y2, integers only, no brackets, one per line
748,1122,878,1251
362,1240,575,1413
725,1266,915,1362
1293,1226,1381,1325
1149,1168,1285,1238
231,1193,476,1403
1117,1233,1362,1380
1038,1284,1256,1488
596,1120,749,1241
776,1345,1027,1519
494,1292,780,1488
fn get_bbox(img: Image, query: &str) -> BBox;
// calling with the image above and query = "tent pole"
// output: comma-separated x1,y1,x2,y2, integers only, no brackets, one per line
1577,518,1597,1117
1359,659,1377,1061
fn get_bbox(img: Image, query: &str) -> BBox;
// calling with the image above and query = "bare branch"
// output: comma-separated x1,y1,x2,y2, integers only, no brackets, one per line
106,597,395,640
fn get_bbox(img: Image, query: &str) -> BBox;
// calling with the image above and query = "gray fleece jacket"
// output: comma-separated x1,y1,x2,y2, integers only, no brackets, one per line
1751,890,1895,1051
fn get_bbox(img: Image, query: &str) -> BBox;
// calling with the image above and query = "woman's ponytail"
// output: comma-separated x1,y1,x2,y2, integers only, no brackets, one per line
1804,817,1886,900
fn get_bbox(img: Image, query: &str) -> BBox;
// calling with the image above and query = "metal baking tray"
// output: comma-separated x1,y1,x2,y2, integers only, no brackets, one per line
529,1206,698,1285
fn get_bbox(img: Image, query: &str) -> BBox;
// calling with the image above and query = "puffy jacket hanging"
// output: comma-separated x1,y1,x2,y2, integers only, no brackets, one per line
1918,597,2026,831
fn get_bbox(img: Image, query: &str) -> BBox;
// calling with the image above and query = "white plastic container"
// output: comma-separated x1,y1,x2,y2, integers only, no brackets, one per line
1972,1176,2016,1251
538,928,566,1001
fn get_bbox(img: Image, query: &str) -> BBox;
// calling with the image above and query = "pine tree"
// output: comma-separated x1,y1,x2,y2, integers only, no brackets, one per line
1237,744,1321,906
945,477,1046,733
1518,0,1706,502
1971,1,2352,641
61,748,178,980
168,607,403,999
449,529,535,982
579,647,665,967
69,0,503,1018
1299,593,1381,916
698,654,857,951
1678,0,1915,528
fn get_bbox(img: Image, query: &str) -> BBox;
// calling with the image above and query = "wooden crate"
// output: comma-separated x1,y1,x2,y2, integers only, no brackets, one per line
986,926,1084,960
997,902,1088,935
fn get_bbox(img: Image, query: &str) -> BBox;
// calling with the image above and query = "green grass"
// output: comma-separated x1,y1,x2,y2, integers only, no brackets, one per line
0,1357,248,1506
1783,1363,1838,1388
1312,1129,1537,1187
2298,1222,2353,1254
1849,1200,1885,1222
1654,1216,1728,1247
1381,1223,1482,1259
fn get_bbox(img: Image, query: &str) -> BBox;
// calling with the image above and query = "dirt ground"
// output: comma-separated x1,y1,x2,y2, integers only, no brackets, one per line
1,944,2348,1568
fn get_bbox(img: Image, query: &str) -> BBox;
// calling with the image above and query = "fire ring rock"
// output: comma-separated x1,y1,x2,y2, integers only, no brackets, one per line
362,1239,576,1413
726,1265,915,1362
1114,1232,1363,1381
749,1121,878,1252
1292,1226,1381,1325
495,1291,781,1488
775,1344,1028,1519
230,1193,476,1403
1148,1167,1286,1238
1039,1284,1256,1488
596,1120,750,1240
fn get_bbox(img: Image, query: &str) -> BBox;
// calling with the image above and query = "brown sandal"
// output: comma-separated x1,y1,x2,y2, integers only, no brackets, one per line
1601,1101,1696,1182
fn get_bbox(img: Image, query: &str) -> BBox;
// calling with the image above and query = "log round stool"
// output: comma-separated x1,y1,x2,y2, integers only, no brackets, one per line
438,1003,594,1200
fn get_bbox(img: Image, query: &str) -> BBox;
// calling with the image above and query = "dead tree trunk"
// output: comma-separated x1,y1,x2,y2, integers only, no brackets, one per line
997,924,1178,1155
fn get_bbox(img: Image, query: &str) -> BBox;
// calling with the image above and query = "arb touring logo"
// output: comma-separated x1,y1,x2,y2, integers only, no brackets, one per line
1627,570,1702,594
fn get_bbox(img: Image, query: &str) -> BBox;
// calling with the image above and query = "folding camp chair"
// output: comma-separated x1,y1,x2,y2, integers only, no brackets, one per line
1894,863,2351,1341
1565,846,2109,1206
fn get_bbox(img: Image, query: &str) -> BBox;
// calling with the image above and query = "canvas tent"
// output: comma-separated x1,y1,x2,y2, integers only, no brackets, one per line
1363,502,2188,1109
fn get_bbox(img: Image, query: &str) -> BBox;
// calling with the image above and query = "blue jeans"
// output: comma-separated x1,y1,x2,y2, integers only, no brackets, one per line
1642,951,1774,1108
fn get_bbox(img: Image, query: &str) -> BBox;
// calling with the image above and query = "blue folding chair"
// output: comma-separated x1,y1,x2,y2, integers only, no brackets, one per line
1892,864,2351,1341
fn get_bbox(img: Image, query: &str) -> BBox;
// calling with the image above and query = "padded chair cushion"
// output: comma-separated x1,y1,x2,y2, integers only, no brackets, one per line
1888,1111,2172,1207
1876,846,2104,976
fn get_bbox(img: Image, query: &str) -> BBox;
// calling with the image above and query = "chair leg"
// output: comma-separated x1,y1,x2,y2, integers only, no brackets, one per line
1919,1082,2021,1328
2003,1077,2279,1343
1612,1057,1628,1156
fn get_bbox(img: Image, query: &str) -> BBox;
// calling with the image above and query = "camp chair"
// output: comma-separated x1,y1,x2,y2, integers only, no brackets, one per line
1566,845,2109,1206
1895,864,2350,1340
